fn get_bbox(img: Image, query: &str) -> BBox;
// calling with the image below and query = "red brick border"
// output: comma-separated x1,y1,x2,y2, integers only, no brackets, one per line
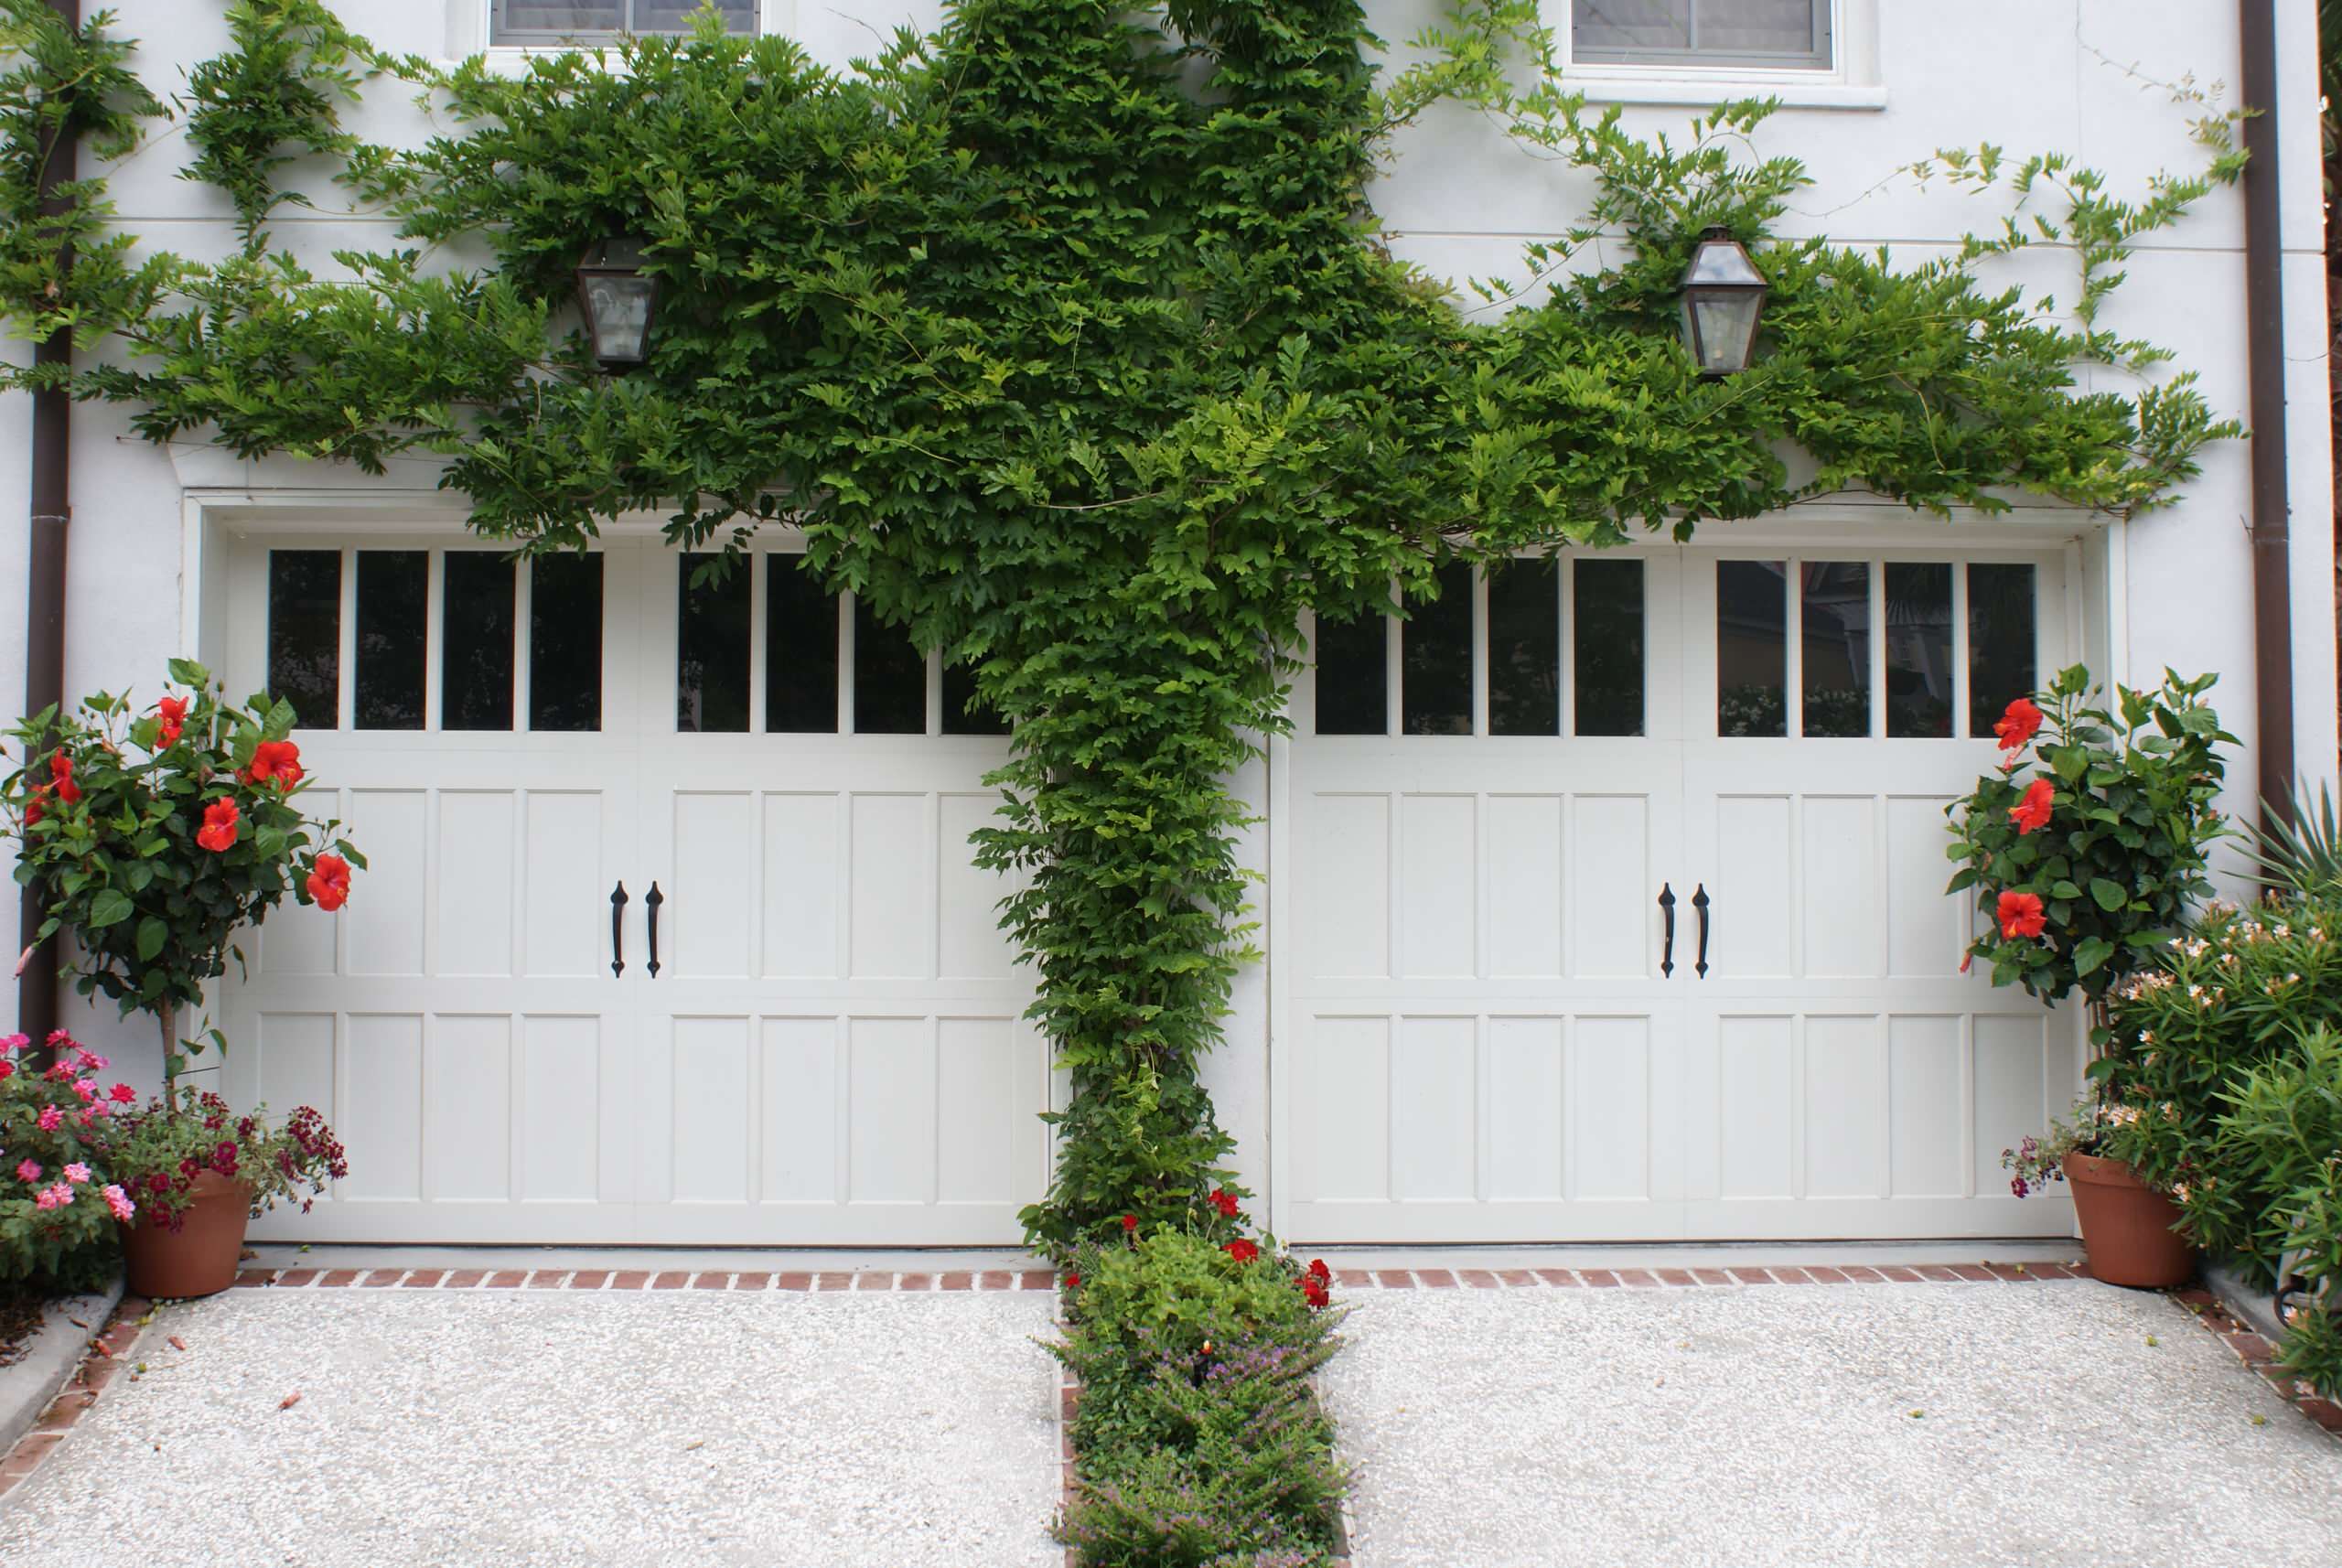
1328,1259,2089,1289
2173,1288,2342,1442
0,1293,153,1499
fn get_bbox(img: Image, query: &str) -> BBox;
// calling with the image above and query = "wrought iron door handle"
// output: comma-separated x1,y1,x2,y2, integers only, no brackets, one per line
1692,884,1711,979
645,883,664,978
609,881,628,978
1658,883,1676,978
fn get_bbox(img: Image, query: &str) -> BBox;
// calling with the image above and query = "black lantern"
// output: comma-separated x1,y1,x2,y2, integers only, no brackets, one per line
1677,228,1767,377
575,238,659,370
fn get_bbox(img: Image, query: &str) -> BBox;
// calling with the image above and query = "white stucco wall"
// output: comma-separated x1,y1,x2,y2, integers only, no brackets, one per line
0,2,2329,1200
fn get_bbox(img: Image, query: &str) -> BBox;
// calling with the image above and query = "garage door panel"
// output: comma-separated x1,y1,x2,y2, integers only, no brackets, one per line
346,789,427,977
1573,1014,1660,1203
1302,1015,1391,1204
339,1012,423,1203
1487,1015,1563,1199
1885,793,1965,978
1305,794,1390,979
1571,795,1655,979
1390,1015,1476,1199
849,794,930,979
1801,796,1880,978
668,1014,754,1202
436,791,517,977
761,794,842,978
1487,798,1563,978
425,1013,513,1202
672,791,757,980
847,1015,936,1204
518,1013,607,1204
1973,1011,2058,1196
935,1016,1023,1204
1707,793,1791,978
1803,1013,1887,1197
938,796,1018,982
1400,798,1476,978
759,1015,838,1202
1887,1013,1964,1198
523,790,615,979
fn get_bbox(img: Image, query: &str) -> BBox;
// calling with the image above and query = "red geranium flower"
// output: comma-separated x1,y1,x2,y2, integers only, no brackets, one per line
306,853,351,912
1120,1212,1137,1233
1993,697,2043,752
109,1082,135,1103
196,797,240,853
156,695,188,749
243,739,304,789
1063,1272,1080,1290
1996,890,2047,940
1307,1258,1330,1282
49,753,79,805
1224,1239,1260,1265
2008,778,2055,835
1209,1187,1239,1219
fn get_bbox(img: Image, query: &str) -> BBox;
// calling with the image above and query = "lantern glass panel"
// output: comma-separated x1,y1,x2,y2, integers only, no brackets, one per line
583,274,656,364
1687,290,1763,374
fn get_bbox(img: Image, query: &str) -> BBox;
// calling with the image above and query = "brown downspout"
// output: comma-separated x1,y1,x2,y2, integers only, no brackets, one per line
2240,0,2294,825
18,0,79,1049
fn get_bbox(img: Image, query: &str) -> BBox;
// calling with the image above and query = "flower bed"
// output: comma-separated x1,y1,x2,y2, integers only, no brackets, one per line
1055,1227,1347,1566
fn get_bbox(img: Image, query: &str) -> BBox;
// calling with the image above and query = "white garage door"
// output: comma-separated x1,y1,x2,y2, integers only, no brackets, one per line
1278,543,2082,1243
219,532,1046,1244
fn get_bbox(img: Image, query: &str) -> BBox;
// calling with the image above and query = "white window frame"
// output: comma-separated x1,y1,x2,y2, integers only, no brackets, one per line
1552,0,1884,111
451,0,795,56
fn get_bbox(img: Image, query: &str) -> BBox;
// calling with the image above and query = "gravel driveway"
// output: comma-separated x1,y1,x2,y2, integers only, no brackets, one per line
0,1285,1060,1568
1320,1279,2342,1568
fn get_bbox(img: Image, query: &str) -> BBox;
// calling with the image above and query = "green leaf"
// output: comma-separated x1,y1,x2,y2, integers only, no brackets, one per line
135,915,167,961
2050,880,2083,900
2073,935,2116,977
87,888,134,929
2089,877,2128,911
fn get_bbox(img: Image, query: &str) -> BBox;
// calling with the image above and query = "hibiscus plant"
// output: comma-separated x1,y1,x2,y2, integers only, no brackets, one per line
1946,664,2230,1054
5,660,362,1099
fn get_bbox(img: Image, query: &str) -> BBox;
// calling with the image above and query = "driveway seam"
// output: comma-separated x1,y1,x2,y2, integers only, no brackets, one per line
0,1293,152,1501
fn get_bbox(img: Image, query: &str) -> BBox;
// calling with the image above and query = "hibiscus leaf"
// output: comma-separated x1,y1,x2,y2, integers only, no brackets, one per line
2089,877,2128,911
87,888,134,929
2050,880,2083,899
2073,936,2116,977
135,916,167,962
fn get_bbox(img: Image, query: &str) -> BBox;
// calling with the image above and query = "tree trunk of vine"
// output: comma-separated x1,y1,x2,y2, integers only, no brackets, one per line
158,996,177,1112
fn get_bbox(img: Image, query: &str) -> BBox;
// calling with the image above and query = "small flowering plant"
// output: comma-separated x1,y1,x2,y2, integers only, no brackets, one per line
4,660,364,1090
0,1031,140,1284
2001,1097,2166,1198
97,1089,347,1231
1946,666,2230,1035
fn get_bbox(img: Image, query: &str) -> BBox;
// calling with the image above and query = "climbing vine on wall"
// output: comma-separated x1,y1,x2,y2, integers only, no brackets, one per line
0,0,2247,1253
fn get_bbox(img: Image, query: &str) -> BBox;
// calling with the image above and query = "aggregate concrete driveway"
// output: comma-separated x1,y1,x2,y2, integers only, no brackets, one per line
1319,1277,2342,1568
0,1283,1061,1568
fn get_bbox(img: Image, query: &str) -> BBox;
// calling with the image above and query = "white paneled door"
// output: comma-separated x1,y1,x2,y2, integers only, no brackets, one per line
220,534,1045,1244
1280,545,2082,1243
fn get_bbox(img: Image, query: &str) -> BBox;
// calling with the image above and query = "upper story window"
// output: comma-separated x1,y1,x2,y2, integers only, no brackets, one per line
492,2,757,47
1571,1,1832,71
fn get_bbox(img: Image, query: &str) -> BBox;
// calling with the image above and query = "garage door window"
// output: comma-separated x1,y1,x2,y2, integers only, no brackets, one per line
264,546,603,734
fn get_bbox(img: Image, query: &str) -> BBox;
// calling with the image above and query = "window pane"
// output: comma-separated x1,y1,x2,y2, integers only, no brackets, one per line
1314,613,1388,736
495,2,623,35
529,553,603,733
766,555,838,734
1885,564,1954,738
267,550,340,731
1488,560,1560,737
942,660,1009,736
1717,559,1787,737
442,553,515,732
1698,0,1821,54
677,553,750,734
853,597,926,736
1402,562,1474,736
1574,557,1646,736
1574,0,1691,51
1800,561,1869,738
631,0,754,29
1967,563,2038,737
355,552,427,731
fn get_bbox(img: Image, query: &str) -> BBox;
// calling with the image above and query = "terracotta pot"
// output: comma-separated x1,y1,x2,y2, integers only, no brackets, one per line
120,1170,252,1300
2066,1152,2196,1289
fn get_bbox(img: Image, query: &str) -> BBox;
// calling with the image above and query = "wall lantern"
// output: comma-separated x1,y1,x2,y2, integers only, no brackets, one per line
575,238,659,371
1677,228,1768,377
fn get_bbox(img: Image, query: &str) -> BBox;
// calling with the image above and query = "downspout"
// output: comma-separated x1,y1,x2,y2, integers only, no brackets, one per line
18,0,79,1048
2239,0,2294,824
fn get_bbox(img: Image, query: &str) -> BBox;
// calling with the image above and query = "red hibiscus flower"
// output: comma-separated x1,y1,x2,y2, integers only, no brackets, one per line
49,753,80,805
156,695,188,749
1120,1212,1137,1234
306,853,351,912
1993,697,2043,752
1996,890,2047,940
243,739,304,789
22,784,48,828
2008,778,2055,835
1209,1187,1239,1219
1224,1239,1260,1265
196,797,240,853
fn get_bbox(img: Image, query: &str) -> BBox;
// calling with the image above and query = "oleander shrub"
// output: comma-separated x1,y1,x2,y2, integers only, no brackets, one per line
0,1032,141,1290
1055,1230,1345,1567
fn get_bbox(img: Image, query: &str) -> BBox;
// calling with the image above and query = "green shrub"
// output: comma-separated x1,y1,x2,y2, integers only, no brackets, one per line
1055,1230,1346,1567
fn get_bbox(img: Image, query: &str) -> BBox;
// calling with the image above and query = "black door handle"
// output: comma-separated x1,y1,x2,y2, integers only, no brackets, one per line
1692,884,1711,979
609,881,628,978
645,882,664,978
1658,883,1676,978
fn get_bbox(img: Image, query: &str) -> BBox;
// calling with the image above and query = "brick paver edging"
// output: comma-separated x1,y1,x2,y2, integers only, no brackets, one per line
1328,1260,2084,1287
0,1292,153,1500
2173,1286,2342,1441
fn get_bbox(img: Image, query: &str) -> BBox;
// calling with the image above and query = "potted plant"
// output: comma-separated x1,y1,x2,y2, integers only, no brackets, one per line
0,1032,140,1292
5,661,362,1297
1949,666,2229,1288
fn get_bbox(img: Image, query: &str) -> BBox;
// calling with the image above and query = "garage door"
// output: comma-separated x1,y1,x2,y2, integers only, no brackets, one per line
220,533,1047,1244
1279,544,2082,1243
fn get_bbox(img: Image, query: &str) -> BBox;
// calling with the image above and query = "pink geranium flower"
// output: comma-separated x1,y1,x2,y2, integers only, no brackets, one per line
102,1184,135,1223
70,1079,95,1103
63,1162,90,1184
34,1182,71,1209
36,1105,61,1132
15,1159,40,1183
